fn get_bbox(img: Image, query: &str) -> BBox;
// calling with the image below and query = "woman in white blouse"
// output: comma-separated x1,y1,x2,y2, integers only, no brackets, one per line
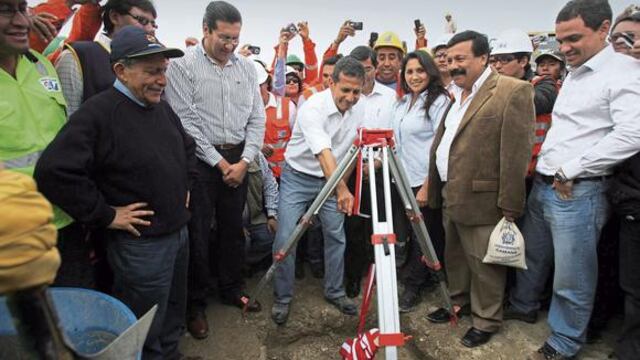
392,50,451,313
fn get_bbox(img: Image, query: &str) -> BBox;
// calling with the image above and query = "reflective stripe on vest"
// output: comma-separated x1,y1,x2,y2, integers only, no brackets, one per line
3,151,43,170
264,97,292,177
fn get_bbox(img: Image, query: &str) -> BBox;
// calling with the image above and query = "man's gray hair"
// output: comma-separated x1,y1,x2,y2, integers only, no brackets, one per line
332,56,365,83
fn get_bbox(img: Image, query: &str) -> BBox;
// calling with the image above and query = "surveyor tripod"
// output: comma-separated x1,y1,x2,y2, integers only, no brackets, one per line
245,128,455,359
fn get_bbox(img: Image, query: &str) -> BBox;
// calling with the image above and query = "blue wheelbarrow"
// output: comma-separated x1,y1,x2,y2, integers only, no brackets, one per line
0,288,156,359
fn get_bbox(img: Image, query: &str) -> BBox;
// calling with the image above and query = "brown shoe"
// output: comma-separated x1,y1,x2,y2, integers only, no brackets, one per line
187,311,208,340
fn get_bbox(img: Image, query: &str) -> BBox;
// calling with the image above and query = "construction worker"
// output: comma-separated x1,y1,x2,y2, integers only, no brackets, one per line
55,0,158,116
490,28,559,182
432,34,453,89
534,49,566,80
373,31,405,95
297,54,342,108
271,21,319,88
0,0,81,286
255,60,297,179
285,65,303,103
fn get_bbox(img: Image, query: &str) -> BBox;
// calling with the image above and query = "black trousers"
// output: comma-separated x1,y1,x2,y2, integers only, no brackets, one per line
53,222,95,288
400,187,445,291
616,217,640,360
344,173,410,283
187,149,249,313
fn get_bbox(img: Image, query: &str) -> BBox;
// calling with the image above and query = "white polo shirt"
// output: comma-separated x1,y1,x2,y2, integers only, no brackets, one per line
360,81,397,128
435,67,492,181
284,89,364,177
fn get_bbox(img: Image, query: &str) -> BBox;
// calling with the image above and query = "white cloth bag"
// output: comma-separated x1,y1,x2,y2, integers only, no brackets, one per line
482,217,527,270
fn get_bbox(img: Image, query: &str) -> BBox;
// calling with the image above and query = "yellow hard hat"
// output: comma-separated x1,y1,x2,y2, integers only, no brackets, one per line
374,31,405,54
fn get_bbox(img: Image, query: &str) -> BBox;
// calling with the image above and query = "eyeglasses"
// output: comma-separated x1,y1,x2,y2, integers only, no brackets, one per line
127,12,158,29
492,54,517,64
609,31,636,43
286,77,300,85
0,2,29,19
214,31,240,44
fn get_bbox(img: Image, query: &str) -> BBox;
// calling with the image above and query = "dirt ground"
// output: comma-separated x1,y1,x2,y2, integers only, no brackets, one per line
179,269,619,360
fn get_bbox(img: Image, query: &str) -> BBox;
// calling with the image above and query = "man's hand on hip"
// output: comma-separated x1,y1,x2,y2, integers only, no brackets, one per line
223,161,248,188
108,202,154,237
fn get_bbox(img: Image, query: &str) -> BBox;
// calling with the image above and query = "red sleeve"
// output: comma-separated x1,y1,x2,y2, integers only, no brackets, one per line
67,3,102,43
415,37,427,50
317,43,338,85
302,37,318,85
48,3,102,64
29,0,74,53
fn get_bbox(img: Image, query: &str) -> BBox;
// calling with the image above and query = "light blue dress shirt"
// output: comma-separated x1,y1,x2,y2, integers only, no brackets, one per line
392,91,450,187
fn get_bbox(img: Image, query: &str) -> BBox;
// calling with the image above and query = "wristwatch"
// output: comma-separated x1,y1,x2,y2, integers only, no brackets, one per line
241,157,251,165
554,169,569,184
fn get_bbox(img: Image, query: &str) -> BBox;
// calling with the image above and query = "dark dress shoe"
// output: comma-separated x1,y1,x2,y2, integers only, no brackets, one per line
425,304,470,323
221,294,262,312
460,327,493,348
345,278,361,298
504,304,537,323
187,312,208,339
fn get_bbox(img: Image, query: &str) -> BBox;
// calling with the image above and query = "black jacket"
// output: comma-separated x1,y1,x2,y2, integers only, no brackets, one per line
609,152,640,217
35,87,198,236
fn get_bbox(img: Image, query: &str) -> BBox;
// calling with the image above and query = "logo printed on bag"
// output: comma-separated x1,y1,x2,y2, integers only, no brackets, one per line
501,231,515,245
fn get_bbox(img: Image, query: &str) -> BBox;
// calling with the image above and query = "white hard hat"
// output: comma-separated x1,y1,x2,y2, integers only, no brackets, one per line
253,60,269,85
491,29,533,55
286,66,299,76
432,34,453,50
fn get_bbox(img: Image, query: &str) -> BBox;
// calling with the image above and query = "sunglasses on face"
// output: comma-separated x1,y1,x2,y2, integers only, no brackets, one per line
127,12,158,29
286,77,300,85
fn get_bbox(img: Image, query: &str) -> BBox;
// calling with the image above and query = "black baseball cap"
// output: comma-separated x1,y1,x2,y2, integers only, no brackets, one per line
110,26,184,62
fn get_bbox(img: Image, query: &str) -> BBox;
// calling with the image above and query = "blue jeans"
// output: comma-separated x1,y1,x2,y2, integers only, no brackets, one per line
107,226,189,360
510,176,609,356
245,223,274,265
273,164,347,304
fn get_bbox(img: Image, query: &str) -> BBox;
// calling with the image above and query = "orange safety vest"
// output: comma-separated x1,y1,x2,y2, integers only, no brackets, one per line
299,83,324,103
264,96,292,178
527,76,561,176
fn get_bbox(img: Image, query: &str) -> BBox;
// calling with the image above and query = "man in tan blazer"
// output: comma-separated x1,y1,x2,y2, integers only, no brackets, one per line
424,30,535,348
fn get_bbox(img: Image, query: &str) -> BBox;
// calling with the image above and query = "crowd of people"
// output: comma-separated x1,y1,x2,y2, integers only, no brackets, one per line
1,0,640,359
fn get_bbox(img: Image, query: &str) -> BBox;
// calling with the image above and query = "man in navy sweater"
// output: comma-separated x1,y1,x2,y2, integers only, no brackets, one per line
34,26,197,360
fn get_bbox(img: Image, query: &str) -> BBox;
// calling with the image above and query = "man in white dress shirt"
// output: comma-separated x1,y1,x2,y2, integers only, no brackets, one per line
505,1,640,359
271,56,365,325
342,45,397,298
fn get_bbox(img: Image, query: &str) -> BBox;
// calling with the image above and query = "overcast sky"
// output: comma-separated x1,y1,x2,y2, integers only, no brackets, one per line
31,0,630,62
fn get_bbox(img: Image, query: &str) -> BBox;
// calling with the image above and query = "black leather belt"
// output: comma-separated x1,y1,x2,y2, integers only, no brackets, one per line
214,142,244,150
538,173,611,185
